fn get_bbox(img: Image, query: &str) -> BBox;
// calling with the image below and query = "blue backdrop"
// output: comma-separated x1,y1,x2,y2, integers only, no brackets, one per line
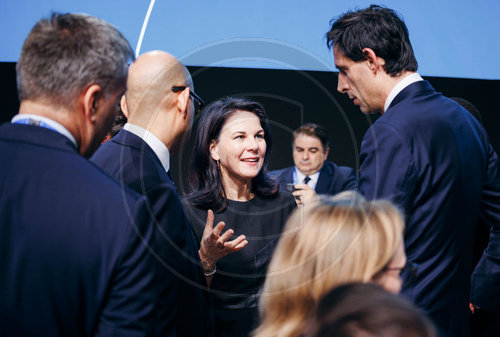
1,0,499,79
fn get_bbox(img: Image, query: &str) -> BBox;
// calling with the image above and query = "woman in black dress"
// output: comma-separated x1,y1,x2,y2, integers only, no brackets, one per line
183,97,295,337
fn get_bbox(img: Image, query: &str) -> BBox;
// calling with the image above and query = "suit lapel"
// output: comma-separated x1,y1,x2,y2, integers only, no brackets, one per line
315,164,332,194
285,167,294,184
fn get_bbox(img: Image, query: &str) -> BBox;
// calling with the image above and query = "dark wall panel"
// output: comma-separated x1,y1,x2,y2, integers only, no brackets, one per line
1,62,499,193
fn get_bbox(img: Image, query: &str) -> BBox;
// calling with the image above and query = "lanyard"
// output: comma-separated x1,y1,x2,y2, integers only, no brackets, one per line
12,118,57,132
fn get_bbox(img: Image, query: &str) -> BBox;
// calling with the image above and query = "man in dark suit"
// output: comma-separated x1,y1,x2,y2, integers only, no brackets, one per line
0,13,163,336
450,97,500,336
91,51,243,337
326,5,500,337
271,123,356,205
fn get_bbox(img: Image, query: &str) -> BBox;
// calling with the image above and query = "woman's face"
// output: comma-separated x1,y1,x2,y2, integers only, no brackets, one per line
373,239,407,294
210,110,267,184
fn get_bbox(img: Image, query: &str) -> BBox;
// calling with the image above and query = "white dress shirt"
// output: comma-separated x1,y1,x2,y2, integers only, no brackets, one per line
294,168,320,190
123,123,170,173
384,72,424,113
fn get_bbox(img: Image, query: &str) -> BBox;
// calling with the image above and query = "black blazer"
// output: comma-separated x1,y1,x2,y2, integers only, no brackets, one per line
358,80,500,337
271,161,357,195
0,123,161,337
91,129,214,337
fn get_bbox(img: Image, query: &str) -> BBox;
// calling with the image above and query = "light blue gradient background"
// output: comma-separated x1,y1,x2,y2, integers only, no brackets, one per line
1,0,499,79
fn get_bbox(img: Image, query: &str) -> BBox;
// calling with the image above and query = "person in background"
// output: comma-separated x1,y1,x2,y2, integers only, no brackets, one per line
254,192,410,337
101,108,127,143
183,97,296,337
0,13,162,336
271,123,356,206
450,97,482,124
450,97,499,337
326,5,500,336
306,283,437,337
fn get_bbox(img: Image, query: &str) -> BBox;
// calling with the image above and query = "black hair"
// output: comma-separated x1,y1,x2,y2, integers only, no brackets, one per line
450,97,483,124
185,97,279,212
293,123,330,153
326,5,418,76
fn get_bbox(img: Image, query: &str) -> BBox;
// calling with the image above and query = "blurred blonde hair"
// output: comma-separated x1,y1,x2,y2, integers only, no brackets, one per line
254,192,404,337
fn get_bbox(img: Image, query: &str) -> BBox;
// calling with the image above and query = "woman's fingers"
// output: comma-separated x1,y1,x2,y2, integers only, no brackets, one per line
217,228,235,246
203,210,215,235
210,221,226,241
224,235,248,251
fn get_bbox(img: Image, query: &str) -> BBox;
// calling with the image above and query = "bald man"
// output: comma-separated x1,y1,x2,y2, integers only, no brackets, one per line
91,51,213,337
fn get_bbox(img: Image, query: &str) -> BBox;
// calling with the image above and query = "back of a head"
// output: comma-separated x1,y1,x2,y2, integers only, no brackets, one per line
17,13,134,109
255,192,404,337
306,283,437,337
125,50,192,121
450,97,483,124
326,5,418,76
108,109,128,139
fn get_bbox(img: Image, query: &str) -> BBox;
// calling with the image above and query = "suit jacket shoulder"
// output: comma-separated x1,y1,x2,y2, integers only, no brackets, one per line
0,123,159,337
358,80,497,336
269,166,294,184
91,128,214,337
91,129,171,193
316,161,357,195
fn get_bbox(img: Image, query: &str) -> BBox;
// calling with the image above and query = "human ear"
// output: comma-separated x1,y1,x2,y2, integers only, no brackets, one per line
362,48,381,74
120,94,129,118
324,147,330,160
209,139,220,161
176,87,190,118
81,84,103,124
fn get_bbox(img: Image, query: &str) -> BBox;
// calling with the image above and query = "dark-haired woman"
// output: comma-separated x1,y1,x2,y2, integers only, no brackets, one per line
183,97,295,337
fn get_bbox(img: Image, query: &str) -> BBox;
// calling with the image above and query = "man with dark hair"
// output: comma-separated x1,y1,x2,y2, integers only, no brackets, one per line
326,5,500,337
0,13,162,336
271,123,356,205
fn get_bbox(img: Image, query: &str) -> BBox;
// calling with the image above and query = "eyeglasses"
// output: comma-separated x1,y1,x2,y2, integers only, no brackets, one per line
171,86,205,114
383,261,419,285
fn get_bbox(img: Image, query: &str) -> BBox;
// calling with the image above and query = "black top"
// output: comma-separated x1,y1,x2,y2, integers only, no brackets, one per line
183,192,296,337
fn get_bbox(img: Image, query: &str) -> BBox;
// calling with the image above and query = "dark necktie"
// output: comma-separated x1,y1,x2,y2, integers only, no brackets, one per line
303,176,311,185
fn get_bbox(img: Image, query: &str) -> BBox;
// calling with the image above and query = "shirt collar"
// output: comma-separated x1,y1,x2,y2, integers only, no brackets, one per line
11,114,77,147
384,73,423,113
123,123,170,173
294,167,320,189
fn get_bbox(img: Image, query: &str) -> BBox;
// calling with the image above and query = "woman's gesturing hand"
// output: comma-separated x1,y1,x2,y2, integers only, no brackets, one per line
198,210,248,270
